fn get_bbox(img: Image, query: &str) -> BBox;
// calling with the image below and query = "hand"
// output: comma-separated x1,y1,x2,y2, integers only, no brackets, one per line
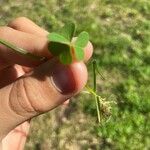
0,17,93,149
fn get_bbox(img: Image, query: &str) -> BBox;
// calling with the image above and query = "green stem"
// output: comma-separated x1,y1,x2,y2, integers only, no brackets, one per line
0,38,45,61
93,60,101,123
85,85,99,97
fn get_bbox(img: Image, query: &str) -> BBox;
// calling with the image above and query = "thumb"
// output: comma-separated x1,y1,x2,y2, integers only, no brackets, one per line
0,59,87,140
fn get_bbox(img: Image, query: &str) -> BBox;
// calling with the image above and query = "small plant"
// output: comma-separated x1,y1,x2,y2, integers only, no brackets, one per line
0,22,111,123
47,22,89,64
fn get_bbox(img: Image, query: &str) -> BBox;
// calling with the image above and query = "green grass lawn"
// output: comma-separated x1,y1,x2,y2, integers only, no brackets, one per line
0,0,150,149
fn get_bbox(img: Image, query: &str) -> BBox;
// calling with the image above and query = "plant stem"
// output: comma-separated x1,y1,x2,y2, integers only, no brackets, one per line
93,60,101,123
0,38,45,61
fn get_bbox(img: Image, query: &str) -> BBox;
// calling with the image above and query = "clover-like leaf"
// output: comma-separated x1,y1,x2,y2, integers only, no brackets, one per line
48,42,70,56
47,23,89,64
60,22,75,41
75,31,89,48
59,48,72,64
47,32,69,44
74,46,84,61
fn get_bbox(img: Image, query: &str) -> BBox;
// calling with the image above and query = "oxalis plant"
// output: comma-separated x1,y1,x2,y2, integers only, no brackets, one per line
0,22,112,123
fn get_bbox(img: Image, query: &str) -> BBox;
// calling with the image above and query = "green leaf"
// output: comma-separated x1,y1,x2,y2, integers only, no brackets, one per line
48,42,70,56
47,23,89,64
74,46,84,61
60,22,75,41
75,31,89,48
59,48,72,64
47,32,69,43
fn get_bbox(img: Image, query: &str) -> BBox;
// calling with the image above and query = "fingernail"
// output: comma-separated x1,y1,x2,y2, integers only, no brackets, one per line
50,63,77,94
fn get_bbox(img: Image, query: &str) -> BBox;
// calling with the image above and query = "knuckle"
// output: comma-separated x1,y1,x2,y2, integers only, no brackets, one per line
8,79,37,118
8,17,28,29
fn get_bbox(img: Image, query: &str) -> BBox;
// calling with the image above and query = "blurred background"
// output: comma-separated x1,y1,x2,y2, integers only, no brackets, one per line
0,0,150,149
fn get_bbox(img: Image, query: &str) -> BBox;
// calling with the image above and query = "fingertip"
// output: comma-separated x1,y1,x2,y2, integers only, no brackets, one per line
63,99,70,105
50,61,88,94
84,41,93,62
69,62,88,93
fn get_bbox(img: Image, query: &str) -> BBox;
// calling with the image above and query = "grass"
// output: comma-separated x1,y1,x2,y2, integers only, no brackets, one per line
0,0,150,149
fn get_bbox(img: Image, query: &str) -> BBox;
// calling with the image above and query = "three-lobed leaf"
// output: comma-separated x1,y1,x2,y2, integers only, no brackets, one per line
47,22,89,64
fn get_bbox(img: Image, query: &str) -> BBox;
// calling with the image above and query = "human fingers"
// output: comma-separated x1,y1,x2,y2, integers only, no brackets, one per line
0,26,50,67
0,59,87,140
0,26,93,68
1,121,30,150
8,17,93,62
8,17,48,37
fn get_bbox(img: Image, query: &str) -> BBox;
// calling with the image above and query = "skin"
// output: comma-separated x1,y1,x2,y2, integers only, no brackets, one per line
0,17,93,150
